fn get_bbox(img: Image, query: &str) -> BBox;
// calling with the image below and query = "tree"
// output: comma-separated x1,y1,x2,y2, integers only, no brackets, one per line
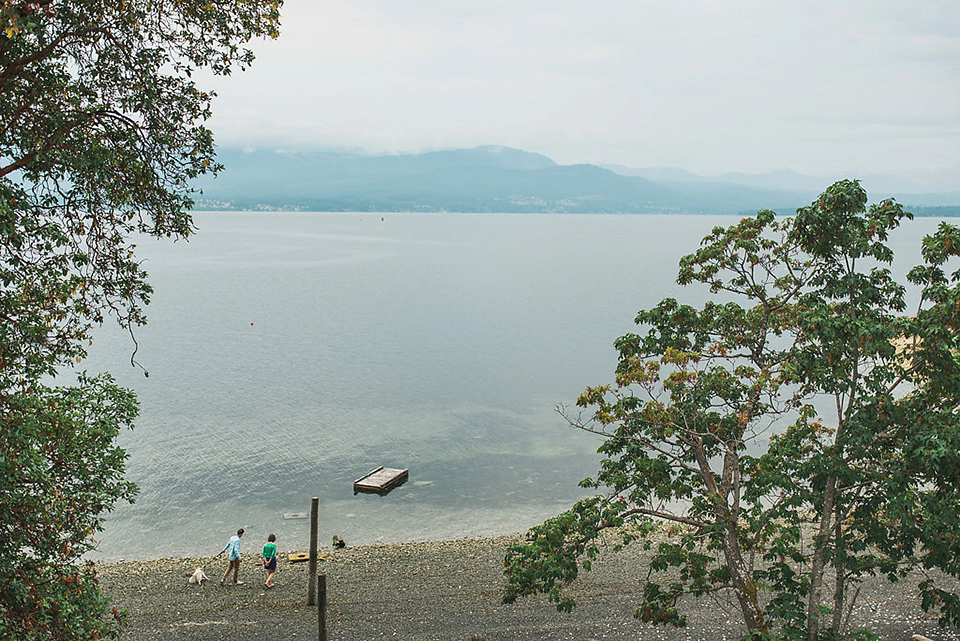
503,180,960,641
0,1,280,638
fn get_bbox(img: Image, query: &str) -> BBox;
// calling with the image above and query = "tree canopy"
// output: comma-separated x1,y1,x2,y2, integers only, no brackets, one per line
0,1,280,638
503,180,960,641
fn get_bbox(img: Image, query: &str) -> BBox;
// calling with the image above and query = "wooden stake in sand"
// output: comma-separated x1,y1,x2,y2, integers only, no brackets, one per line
318,574,327,641
307,497,319,606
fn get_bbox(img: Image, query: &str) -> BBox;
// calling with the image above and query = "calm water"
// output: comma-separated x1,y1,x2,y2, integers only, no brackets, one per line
81,212,940,560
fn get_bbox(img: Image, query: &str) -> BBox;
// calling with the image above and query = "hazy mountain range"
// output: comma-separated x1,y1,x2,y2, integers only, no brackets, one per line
192,145,960,215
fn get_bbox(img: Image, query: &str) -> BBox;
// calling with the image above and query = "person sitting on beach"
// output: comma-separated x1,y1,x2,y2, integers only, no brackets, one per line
261,533,278,588
217,528,245,586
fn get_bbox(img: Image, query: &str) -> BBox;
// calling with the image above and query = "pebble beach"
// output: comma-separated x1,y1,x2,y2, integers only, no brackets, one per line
97,534,960,641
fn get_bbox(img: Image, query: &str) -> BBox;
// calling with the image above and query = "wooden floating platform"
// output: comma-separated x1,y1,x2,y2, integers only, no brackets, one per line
354,466,409,495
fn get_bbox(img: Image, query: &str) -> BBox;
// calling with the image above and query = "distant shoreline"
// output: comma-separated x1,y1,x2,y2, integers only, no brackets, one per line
192,146,960,218
190,206,960,216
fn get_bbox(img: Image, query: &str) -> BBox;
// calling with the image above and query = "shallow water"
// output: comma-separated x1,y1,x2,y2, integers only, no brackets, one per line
80,212,939,560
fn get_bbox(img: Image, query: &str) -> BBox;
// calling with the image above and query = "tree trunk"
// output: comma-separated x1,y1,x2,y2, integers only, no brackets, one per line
832,505,844,632
722,515,768,637
693,435,767,637
807,475,837,641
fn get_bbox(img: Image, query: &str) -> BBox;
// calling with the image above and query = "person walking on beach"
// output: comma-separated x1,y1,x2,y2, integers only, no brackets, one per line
261,533,278,588
217,528,245,586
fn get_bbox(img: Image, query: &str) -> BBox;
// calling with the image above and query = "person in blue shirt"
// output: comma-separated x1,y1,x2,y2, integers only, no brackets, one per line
217,528,245,585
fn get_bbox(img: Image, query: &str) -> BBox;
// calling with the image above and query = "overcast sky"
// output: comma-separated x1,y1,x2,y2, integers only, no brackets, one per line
203,0,960,189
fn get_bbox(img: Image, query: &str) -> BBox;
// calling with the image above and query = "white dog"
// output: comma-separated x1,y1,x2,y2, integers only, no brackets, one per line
188,567,209,585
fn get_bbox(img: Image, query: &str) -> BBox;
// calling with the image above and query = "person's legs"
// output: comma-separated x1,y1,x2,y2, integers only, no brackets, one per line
221,560,232,585
232,559,242,584
263,557,276,587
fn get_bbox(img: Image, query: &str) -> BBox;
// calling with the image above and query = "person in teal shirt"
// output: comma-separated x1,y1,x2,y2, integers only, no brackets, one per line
261,533,278,588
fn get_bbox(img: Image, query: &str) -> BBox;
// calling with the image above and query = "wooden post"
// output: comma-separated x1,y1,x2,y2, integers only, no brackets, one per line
307,497,319,606
317,574,327,641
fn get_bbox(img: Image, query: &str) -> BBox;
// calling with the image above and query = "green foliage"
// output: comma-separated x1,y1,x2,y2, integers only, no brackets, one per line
1,1,281,637
502,497,639,612
0,374,137,639
503,180,960,640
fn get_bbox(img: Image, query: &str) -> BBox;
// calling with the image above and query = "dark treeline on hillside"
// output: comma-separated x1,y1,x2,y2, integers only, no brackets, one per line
910,205,960,217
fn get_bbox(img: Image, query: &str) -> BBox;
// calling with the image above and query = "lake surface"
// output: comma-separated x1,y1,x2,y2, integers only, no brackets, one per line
82,212,942,560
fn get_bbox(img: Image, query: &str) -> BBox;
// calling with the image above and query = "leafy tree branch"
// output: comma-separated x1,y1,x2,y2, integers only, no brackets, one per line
1,1,281,637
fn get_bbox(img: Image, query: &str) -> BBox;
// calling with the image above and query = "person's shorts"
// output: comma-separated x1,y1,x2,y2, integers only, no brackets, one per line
264,557,277,571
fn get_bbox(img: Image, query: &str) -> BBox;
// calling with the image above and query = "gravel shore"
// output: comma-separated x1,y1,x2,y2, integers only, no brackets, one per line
98,534,960,641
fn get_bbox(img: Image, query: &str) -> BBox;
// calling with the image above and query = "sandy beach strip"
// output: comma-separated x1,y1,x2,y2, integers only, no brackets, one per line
97,533,960,641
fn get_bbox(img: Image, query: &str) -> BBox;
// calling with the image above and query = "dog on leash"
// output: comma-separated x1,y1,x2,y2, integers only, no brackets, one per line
188,567,209,585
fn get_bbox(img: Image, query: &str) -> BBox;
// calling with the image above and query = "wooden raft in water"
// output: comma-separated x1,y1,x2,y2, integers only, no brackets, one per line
354,466,409,495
